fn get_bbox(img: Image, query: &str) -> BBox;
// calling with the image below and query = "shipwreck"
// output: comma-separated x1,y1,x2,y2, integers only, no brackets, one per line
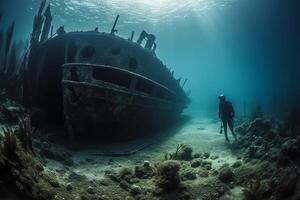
22,1,190,144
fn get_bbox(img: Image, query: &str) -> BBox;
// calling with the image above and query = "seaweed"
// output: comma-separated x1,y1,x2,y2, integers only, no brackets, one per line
164,144,193,161
154,160,181,191
17,115,35,154
4,21,15,68
0,19,26,102
1,126,17,159
5,42,17,77
0,31,3,61
30,0,47,47
119,167,134,182
40,5,52,42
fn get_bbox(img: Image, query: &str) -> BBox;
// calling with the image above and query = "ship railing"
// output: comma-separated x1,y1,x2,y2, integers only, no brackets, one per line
62,63,183,103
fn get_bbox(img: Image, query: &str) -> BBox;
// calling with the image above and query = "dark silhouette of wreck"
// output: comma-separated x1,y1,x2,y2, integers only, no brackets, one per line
22,0,190,144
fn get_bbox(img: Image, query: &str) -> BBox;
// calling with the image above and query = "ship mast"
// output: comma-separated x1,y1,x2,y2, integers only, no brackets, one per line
110,15,120,35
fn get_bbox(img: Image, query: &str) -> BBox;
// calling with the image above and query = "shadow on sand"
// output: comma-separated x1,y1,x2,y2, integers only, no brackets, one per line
72,115,192,156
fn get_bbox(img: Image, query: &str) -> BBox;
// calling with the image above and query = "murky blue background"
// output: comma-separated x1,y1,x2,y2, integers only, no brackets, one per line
1,0,299,117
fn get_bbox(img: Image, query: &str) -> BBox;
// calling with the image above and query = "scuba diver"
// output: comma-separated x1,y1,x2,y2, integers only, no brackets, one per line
218,94,237,143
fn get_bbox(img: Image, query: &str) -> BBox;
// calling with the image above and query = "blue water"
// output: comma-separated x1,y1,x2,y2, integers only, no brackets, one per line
1,0,299,117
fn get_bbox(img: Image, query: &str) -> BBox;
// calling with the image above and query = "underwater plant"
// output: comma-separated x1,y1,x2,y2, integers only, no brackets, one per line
0,17,26,103
218,166,234,183
1,126,17,158
17,115,34,154
119,167,134,182
154,160,181,191
164,144,193,161
0,124,57,199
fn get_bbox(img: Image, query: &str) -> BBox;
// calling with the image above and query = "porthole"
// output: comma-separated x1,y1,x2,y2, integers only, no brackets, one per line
81,45,95,59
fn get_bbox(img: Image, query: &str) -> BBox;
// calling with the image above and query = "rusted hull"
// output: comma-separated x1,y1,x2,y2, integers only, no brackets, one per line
62,81,183,144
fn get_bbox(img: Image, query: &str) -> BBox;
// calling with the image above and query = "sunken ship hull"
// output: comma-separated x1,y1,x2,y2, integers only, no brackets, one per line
62,63,185,143
26,24,189,144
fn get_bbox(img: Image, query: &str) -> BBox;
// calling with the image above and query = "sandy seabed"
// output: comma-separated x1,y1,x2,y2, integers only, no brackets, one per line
67,117,237,179
40,116,243,199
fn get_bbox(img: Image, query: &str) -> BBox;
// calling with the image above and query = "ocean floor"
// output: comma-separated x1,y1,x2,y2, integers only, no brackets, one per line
2,108,300,200
63,117,238,180
37,116,244,199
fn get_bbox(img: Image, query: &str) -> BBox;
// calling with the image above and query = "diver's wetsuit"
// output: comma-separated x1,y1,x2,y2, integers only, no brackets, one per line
219,100,237,142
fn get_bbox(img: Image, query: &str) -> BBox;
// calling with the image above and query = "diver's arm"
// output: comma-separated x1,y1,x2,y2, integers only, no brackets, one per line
231,103,235,118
